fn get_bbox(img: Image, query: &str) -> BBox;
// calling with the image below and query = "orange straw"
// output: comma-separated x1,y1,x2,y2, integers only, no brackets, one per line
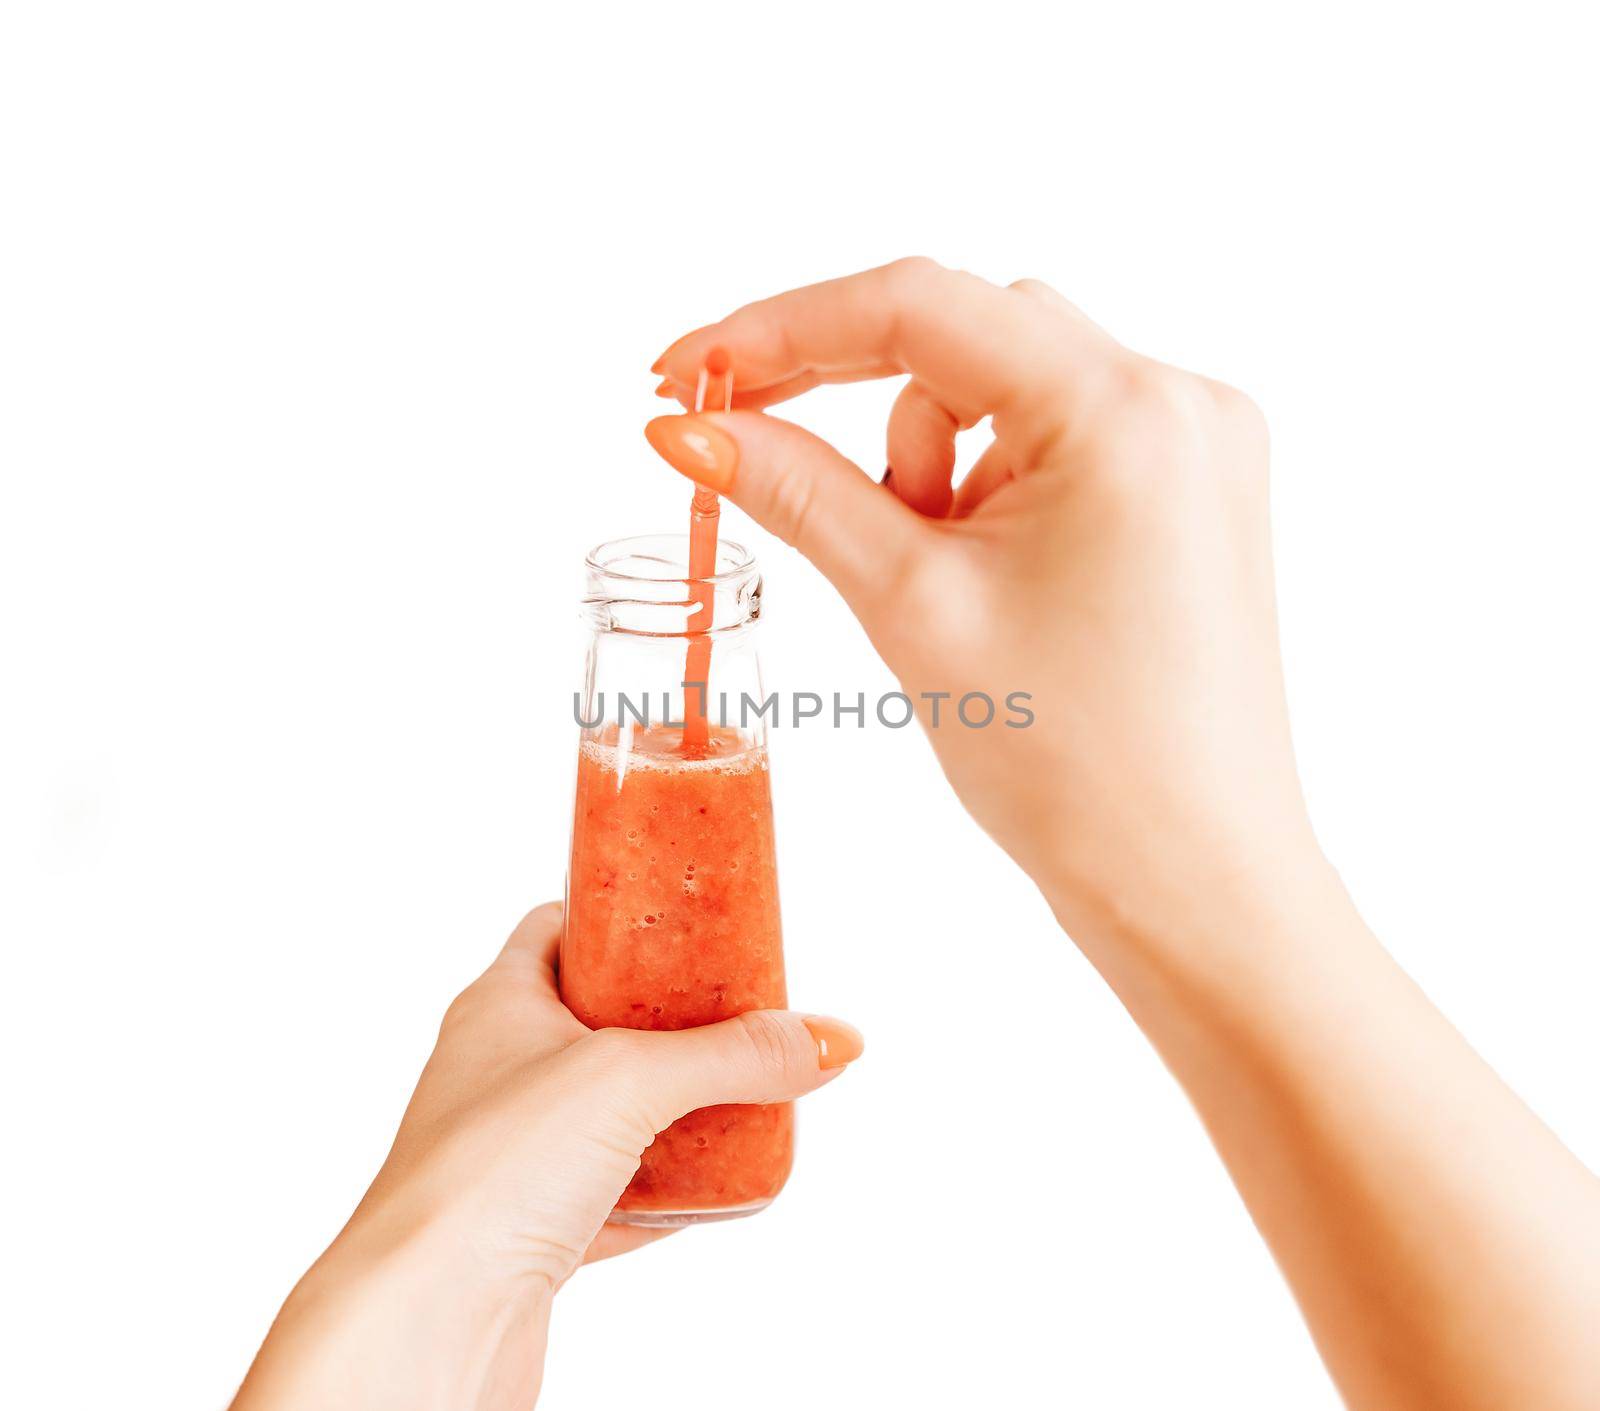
682,347,731,755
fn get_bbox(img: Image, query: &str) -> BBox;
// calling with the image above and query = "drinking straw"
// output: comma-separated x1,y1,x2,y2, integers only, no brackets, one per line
682,348,732,755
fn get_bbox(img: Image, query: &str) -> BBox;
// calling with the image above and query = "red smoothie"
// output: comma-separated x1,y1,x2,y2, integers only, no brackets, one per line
562,723,792,1220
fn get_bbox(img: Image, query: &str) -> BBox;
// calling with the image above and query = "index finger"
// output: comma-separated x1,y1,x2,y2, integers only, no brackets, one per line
492,900,564,987
652,258,1115,429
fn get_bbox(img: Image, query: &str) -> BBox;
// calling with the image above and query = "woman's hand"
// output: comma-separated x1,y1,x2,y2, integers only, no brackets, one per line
647,258,1313,948
647,263,1600,1411
232,902,861,1411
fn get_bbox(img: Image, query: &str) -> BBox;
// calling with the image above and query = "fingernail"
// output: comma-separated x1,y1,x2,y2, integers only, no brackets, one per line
644,415,738,494
654,378,677,397
803,1017,864,1070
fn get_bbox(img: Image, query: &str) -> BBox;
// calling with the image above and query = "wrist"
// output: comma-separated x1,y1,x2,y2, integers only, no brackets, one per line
235,1203,552,1411
1042,822,1362,1011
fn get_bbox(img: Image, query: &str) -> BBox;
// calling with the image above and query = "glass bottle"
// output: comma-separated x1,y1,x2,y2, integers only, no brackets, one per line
562,533,792,1225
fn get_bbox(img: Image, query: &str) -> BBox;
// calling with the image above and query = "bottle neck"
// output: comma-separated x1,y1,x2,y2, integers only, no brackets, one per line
575,533,768,750
581,533,761,639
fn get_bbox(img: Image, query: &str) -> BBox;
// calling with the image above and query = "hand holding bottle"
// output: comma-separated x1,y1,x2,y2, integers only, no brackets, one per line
231,903,860,1411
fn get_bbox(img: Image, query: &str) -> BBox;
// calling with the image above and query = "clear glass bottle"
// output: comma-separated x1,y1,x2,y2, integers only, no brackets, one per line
562,533,792,1225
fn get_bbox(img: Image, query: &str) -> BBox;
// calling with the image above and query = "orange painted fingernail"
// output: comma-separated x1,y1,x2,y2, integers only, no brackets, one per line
644,415,738,494
803,1017,864,1070
654,378,678,397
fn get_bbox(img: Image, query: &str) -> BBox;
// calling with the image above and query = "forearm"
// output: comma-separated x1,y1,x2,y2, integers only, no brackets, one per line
1054,849,1600,1411
231,1213,551,1411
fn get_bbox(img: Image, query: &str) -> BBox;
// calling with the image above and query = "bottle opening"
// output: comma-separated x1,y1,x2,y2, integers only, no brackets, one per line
583,533,761,637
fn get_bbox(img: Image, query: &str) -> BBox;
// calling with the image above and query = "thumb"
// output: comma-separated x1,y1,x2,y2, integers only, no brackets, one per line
644,410,927,622
619,1010,864,1131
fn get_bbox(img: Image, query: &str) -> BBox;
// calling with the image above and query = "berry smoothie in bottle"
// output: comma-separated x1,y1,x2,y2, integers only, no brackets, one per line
562,534,792,1224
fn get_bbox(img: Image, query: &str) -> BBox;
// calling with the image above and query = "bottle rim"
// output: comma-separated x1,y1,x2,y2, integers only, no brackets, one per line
584,532,756,586
581,533,761,637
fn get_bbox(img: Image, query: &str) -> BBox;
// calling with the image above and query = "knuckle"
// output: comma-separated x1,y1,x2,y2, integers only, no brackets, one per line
1007,276,1057,301
882,254,944,294
1086,363,1272,501
1089,359,1213,468
439,981,486,1037
733,1010,803,1076
1207,379,1270,451
1121,358,1206,422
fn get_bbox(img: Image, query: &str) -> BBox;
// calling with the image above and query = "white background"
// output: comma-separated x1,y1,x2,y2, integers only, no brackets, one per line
3,3,1597,1407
